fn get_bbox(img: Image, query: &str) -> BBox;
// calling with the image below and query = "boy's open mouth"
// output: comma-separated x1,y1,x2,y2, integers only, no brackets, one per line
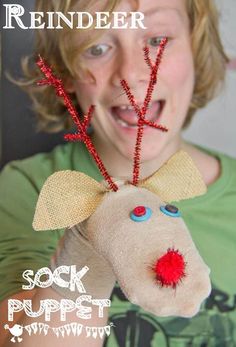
110,100,165,128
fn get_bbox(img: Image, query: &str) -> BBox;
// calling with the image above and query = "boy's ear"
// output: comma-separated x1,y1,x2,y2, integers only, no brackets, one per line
139,150,207,202
33,171,107,231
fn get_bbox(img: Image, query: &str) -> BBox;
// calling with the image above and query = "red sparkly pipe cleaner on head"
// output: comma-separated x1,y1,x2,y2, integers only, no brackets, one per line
120,37,169,186
36,56,118,192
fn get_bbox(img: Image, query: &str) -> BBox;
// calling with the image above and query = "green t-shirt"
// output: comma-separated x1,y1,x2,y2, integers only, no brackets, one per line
0,142,236,346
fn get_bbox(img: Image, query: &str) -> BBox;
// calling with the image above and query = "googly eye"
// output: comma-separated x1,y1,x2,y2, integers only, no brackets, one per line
130,205,152,222
160,204,181,217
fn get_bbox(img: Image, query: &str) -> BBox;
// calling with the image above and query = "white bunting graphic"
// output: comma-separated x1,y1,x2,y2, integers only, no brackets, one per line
70,322,77,336
24,325,32,336
4,321,114,342
77,323,83,336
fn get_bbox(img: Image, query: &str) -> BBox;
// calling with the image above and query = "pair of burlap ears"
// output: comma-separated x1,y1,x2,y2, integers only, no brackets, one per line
33,150,206,231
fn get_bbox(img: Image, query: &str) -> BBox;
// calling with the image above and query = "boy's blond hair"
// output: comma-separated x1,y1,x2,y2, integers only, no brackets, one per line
19,0,228,133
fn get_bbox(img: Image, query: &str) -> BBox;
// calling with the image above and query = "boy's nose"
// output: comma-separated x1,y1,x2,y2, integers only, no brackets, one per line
111,48,149,88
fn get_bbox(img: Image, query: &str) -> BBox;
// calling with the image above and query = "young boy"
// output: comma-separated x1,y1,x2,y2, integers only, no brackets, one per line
1,0,236,346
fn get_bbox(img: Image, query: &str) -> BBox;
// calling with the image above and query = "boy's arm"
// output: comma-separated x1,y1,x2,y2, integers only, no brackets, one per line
0,160,62,304
0,160,114,346
0,290,37,346
0,227,115,347
1,287,108,347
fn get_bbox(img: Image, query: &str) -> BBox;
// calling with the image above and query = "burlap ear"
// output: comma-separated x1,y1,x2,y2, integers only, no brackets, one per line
139,150,207,202
33,171,107,231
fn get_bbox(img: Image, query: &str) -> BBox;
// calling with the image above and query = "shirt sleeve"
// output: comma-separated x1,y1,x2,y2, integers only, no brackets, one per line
0,161,63,302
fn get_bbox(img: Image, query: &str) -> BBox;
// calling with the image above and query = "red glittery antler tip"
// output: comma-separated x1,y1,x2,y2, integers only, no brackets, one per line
120,38,169,186
36,55,118,192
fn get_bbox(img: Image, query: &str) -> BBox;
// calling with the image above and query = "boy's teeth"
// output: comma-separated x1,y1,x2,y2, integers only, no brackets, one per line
116,118,141,128
119,105,134,110
116,118,136,128
111,100,164,128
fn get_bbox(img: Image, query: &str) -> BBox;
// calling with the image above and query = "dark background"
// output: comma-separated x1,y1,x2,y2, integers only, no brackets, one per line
0,0,65,169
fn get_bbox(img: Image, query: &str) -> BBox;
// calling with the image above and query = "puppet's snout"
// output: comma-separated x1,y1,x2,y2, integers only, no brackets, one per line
129,204,186,288
85,185,211,318
153,248,186,288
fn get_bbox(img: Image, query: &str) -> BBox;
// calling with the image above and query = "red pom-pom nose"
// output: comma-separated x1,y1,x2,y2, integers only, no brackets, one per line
154,249,186,288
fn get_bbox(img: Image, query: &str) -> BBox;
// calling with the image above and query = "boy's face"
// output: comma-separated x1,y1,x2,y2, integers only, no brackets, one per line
71,0,194,162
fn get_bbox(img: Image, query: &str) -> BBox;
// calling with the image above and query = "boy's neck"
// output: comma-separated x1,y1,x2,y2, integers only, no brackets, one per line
91,133,183,180
91,133,221,186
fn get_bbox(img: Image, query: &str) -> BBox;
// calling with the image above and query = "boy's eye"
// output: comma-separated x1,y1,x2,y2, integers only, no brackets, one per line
85,44,110,57
160,204,181,218
147,36,165,48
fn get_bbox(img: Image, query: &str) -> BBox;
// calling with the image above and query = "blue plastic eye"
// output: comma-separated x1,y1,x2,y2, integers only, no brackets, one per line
130,206,152,222
160,204,181,217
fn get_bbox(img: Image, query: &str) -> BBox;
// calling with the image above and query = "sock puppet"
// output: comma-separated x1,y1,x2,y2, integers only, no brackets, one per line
33,38,211,318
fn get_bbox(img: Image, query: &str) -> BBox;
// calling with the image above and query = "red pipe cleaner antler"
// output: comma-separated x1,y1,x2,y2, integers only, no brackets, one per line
36,55,118,192
120,37,169,186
